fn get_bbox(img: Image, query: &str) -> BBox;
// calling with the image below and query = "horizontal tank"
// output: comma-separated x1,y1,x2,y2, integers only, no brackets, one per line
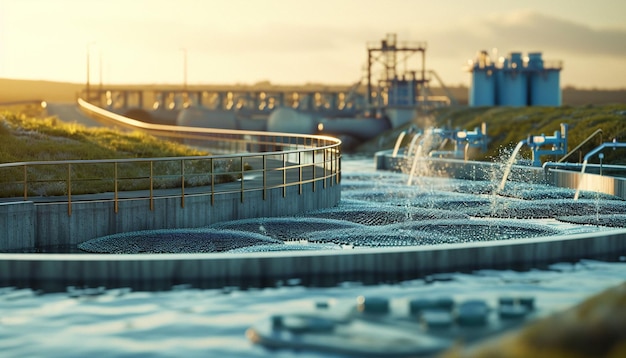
318,117,391,141
267,107,317,134
176,106,237,129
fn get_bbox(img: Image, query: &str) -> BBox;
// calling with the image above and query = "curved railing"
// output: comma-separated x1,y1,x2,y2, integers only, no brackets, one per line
0,99,342,216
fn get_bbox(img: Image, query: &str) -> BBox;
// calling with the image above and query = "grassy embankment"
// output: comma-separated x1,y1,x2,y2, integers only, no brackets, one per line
442,282,626,358
0,104,242,198
359,104,626,165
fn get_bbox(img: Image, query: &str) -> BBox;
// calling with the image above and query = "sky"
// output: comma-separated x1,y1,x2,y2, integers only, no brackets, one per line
1,0,625,88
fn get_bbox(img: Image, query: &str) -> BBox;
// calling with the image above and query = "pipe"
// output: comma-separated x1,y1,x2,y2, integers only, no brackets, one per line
558,128,603,163
582,140,626,163
541,161,626,182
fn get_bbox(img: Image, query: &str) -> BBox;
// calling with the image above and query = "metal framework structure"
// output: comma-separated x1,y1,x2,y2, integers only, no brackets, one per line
366,33,428,112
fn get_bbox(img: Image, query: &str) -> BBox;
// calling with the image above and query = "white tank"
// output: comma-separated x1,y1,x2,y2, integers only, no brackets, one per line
176,106,237,129
267,107,317,134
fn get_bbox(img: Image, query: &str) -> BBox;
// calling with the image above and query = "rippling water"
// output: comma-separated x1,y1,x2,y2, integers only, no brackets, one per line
1,158,625,357
1,260,625,357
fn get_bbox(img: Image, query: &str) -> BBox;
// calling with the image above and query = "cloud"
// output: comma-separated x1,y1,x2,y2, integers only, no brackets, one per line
423,10,626,58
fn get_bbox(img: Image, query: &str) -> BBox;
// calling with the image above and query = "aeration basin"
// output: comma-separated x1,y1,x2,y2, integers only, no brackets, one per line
2,158,626,291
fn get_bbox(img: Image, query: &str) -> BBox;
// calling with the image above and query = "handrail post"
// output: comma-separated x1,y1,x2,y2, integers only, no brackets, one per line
335,148,340,185
23,165,28,200
67,163,72,216
240,156,244,203
283,153,286,197
323,147,327,189
298,150,302,195
263,155,267,200
330,148,335,187
210,158,215,205
149,160,154,211
181,159,185,208
338,148,341,184
312,148,316,192
114,162,119,213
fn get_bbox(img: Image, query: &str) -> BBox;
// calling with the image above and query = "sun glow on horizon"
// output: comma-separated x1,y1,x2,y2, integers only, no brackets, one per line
1,0,625,88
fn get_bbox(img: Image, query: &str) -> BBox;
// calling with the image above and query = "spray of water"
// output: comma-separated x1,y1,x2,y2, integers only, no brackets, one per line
573,159,588,200
498,141,525,192
391,131,406,158
407,144,424,186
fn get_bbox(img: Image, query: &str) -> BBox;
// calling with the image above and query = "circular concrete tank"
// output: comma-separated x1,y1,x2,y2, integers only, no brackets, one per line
318,117,391,141
267,107,317,134
177,106,237,129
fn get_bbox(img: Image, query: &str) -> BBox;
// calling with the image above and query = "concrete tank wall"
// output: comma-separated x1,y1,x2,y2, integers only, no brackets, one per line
2,228,625,291
1,180,340,251
0,202,35,250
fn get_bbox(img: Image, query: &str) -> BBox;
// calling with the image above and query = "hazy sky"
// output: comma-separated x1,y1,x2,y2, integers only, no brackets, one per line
1,0,625,88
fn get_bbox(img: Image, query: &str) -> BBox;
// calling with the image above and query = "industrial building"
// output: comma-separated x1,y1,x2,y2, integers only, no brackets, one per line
468,50,562,107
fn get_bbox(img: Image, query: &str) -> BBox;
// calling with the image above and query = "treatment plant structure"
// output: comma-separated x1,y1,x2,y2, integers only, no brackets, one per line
82,34,455,148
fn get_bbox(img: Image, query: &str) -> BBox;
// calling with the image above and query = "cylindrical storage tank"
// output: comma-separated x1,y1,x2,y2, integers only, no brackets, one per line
236,117,267,131
469,68,496,106
527,52,544,70
176,106,237,129
267,107,317,134
509,52,524,70
318,116,391,141
529,69,561,106
497,69,528,106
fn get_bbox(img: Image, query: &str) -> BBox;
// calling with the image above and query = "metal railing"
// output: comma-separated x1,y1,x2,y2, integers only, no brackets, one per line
0,100,342,215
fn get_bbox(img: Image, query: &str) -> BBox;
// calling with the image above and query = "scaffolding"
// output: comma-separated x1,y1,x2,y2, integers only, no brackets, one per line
366,33,428,113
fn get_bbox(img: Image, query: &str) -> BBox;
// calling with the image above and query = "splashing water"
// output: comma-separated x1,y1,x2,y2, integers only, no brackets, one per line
391,131,406,158
406,133,422,158
573,159,589,200
407,144,424,186
498,141,525,192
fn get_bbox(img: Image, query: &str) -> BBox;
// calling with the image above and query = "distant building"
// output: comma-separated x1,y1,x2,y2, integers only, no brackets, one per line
468,50,562,107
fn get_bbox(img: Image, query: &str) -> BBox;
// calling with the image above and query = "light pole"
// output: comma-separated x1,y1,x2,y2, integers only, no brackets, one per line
180,48,188,92
86,41,96,100
99,50,103,92
180,48,187,92
180,48,189,107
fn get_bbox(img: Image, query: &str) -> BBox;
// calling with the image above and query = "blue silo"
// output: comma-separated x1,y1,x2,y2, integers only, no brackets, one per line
469,50,496,106
470,68,496,106
469,51,496,107
528,53,562,106
526,52,544,70
496,53,528,106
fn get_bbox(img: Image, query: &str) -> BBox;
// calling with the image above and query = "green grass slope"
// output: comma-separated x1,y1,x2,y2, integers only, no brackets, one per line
0,105,245,197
